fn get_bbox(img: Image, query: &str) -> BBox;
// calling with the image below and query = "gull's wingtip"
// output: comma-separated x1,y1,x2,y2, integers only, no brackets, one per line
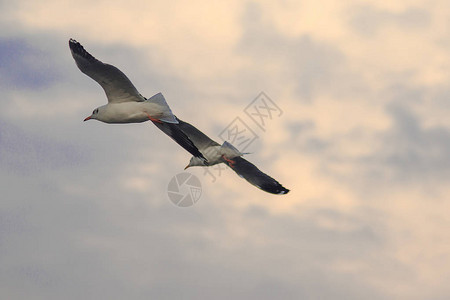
68,39,97,62
68,38,80,51
262,184,290,195
69,38,78,46
278,187,290,195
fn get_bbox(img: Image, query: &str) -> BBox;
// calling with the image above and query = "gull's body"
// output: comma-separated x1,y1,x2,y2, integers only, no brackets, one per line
87,93,175,124
69,39,205,160
186,141,244,167
154,117,290,195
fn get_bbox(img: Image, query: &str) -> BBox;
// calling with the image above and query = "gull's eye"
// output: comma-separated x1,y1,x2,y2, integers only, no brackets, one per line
93,109,99,115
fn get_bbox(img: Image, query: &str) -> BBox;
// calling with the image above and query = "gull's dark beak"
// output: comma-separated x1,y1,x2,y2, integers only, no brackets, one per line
84,116,92,121
184,164,189,170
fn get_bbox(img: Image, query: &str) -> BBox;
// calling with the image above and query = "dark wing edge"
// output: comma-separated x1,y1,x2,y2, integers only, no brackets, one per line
151,118,207,162
175,118,220,150
69,38,102,66
69,38,145,103
226,157,290,195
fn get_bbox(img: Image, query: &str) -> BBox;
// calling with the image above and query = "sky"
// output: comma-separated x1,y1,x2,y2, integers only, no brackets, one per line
1,0,450,299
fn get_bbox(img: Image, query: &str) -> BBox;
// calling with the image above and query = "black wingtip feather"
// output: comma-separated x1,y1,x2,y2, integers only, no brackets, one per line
260,182,290,195
226,157,290,195
69,38,97,61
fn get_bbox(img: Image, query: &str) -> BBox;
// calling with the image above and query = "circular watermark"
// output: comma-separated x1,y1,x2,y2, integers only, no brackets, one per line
167,172,202,207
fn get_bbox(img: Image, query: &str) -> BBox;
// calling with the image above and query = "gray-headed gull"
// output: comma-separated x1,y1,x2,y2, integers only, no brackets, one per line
69,39,206,161
154,117,289,194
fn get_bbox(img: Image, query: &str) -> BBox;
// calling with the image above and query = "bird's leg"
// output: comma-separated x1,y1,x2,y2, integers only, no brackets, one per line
146,113,163,123
222,155,235,168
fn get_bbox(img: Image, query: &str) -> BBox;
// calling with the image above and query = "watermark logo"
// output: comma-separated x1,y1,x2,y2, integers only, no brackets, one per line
218,117,258,152
202,163,228,183
167,172,202,207
244,92,283,131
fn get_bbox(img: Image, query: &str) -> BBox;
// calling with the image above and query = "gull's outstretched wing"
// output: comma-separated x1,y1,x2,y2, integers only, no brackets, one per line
69,38,146,103
175,118,220,151
225,156,290,195
151,117,207,162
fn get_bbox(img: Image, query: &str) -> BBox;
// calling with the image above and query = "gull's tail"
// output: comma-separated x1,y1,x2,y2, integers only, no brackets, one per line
146,93,178,124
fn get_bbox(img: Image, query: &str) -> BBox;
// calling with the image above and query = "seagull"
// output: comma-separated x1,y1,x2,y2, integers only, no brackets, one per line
69,39,206,161
154,117,290,195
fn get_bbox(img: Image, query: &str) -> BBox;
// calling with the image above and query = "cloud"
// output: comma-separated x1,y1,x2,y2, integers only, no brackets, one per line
349,5,431,36
237,2,348,100
306,95,450,191
0,38,60,90
375,103,450,184
0,120,89,175
1,1,450,299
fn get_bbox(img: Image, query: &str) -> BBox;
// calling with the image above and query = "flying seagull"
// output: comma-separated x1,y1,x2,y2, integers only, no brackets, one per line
154,117,289,195
69,38,206,161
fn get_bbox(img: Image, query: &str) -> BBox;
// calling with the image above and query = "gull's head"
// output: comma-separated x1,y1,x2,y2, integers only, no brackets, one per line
184,156,206,170
84,107,102,121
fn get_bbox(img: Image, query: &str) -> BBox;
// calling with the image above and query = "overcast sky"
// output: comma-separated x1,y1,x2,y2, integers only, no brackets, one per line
1,1,450,299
